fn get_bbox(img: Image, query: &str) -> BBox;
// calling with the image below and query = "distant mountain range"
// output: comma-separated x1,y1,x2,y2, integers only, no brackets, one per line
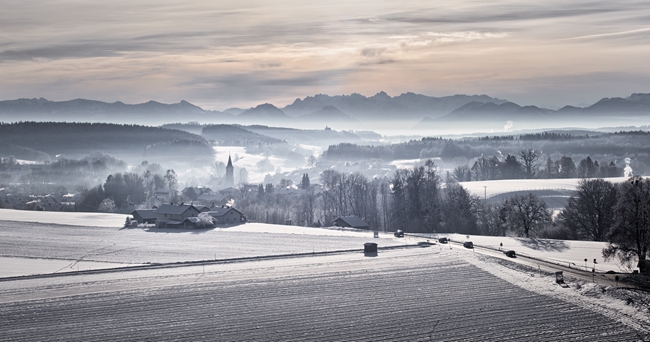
1,92,649,131
282,91,508,121
0,98,224,123
418,93,650,131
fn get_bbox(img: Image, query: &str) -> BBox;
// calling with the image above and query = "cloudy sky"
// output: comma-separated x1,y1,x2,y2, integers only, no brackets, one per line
1,0,649,110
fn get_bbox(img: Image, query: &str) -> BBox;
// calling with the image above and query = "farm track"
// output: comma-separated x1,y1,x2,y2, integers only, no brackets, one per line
0,253,642,341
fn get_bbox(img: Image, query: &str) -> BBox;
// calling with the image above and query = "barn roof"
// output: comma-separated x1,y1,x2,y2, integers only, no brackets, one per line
131,209,157,220
156,204,199,215
208,206,242,217
335,216,370,228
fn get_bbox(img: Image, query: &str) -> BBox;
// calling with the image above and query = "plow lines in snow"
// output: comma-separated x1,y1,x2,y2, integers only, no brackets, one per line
0,252,642,341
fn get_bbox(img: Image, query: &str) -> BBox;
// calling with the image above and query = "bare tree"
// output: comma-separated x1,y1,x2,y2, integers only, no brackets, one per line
479,202,508,236
558,178,617,241
296,186,317,226
503,193,551,237
603,176,650,274
519,149,538,179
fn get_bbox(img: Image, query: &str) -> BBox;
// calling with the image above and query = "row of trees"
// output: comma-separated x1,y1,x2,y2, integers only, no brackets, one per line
453,151,623,182
558,177,650,274
77,167,178,212
235,162,648,273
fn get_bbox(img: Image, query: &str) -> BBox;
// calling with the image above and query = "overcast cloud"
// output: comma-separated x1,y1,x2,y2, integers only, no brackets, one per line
1,0,648,110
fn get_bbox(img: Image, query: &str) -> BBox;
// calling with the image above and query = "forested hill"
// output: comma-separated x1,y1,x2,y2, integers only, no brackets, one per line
202,125,283,145
323,131,650,162
0,122,214,162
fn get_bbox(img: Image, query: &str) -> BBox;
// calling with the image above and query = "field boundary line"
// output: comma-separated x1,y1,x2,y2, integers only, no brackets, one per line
0,244,417,282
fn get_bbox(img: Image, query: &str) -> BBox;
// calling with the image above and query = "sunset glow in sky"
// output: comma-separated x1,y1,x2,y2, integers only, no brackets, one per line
1,0,649,110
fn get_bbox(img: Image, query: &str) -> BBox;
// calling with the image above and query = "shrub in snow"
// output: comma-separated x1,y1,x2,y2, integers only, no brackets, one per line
196,212,215,228
98,198,117,213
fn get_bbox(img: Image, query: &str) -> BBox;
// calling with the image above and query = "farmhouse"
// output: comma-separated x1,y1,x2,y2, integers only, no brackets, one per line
208,206,247,225
131,209,157,224
334,216,370,229
155,204,201,228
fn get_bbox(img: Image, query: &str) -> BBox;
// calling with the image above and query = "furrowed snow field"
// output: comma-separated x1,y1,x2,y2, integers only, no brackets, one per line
0,249,645,341
1,209,649,340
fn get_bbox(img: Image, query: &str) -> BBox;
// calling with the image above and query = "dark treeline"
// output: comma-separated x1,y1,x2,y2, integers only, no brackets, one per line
0,122,214,161
520,132,593,140
452,153,623,182
201,124,283,145
233,160,558,238
324,131,650,169
0,152,127,195
476,132,591,141
77,164,178,213
235,162,649,273
237,171,388,229
558,177,650,274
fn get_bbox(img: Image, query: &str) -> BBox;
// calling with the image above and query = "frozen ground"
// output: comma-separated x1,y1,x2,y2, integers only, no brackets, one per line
1,216,649,340
0,220,400,277
0,256,136,278
0,247,647,341
460,177,629,199
0,208,126,227
0,209,636,275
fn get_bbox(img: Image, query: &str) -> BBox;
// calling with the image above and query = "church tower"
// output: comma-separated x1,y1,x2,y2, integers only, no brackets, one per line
225,154,234,187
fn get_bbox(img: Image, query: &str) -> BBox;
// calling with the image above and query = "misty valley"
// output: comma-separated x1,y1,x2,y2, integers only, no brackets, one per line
2,92,650,341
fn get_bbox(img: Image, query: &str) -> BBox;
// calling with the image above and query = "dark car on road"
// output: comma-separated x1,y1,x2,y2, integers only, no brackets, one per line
505,250,516,258
394,230,404,238
463,241,474,249
438,237,448,244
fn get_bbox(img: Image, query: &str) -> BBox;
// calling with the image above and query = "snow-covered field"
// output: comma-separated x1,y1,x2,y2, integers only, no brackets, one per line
1,209,649,340
0,217,401,278
460,177,629,199
0,208,126,227
0,209,636,276
1,247,647,341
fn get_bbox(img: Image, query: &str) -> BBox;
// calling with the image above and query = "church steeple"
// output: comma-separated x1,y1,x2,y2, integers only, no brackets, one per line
225,154,234,186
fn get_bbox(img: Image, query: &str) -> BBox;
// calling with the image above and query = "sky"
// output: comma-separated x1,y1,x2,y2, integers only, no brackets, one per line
1,0,649,110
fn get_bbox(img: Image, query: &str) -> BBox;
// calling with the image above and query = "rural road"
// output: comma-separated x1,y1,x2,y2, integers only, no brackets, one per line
405,234,639,290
